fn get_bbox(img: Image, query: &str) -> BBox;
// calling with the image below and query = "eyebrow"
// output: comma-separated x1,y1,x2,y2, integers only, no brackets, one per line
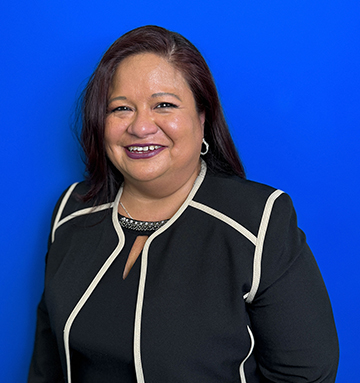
108,92,182,105
151,92,182,101
108,96,127,105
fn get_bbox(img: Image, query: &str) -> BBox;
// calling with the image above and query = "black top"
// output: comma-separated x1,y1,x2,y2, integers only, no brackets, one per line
28,166,339,383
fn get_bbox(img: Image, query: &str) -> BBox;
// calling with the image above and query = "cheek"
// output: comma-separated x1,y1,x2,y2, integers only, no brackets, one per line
104,121,120,146
169,121,203,161
164,115,203,141
103,127,120,160
103,136,113,158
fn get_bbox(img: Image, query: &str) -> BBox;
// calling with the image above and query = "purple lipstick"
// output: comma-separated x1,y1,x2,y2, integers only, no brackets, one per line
125,144,165,159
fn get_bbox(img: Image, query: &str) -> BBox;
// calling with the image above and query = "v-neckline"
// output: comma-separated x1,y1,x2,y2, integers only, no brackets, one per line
123,235,148,280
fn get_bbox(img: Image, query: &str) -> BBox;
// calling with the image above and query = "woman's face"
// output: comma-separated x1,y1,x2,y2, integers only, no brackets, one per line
104,53,205,190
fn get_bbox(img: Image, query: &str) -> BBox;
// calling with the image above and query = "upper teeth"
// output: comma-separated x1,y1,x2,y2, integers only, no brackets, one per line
128,145,161,152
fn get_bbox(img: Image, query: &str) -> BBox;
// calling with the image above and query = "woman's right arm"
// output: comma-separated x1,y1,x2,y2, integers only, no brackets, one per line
27,293,65,383
27,186,74,383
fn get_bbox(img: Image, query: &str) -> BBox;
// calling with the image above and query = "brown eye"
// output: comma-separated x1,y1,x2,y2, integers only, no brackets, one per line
111,106,132,112
155,102,177,109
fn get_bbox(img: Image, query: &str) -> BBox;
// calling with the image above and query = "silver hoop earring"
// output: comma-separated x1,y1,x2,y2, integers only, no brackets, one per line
200,138,209,155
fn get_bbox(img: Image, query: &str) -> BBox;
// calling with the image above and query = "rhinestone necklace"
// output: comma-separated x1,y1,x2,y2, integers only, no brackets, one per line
119,215,169,231
119,200,169,231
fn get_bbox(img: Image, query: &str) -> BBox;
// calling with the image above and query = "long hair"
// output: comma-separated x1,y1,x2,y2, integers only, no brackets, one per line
80,25,245,203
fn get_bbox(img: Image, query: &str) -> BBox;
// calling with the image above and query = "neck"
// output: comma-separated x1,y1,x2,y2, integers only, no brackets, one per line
119,161,202,221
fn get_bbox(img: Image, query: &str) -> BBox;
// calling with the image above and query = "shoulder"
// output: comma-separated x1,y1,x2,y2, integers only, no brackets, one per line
195,172,293,231
48,181,115,245
199,171,278,202
50,181,90,218
50,180,113,228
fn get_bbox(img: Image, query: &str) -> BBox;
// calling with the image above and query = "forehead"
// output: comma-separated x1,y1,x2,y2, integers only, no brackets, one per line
110,53,189,92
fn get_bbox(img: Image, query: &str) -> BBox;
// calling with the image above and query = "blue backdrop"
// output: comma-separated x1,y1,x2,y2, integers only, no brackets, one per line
1,1,359,381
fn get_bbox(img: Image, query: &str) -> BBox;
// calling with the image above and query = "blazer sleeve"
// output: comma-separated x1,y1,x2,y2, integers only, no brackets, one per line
27,188,72,383
27,292,65,383
247,193,339,382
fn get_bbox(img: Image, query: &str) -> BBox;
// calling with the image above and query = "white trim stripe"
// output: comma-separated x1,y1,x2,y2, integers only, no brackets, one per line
63,188,124,383
189,201,257,245
133,161,207,383
239,325,255,383
51,182,78,243
246,189,284,303
54,202,114,232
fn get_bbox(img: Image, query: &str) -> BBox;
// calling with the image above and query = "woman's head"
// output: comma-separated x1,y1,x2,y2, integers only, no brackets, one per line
81,25,245,202
105,52,206,196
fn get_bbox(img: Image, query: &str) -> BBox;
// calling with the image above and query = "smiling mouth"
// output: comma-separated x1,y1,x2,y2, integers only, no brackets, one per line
127,145,162,153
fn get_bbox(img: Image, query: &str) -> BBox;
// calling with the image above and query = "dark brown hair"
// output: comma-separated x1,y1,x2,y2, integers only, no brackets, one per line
80,25,245,203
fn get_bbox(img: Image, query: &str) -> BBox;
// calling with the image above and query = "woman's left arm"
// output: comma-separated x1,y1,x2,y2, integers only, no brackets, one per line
247,193,339,382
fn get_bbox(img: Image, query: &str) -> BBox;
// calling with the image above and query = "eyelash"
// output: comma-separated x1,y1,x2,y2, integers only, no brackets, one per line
109,102,178,114
155,102,178,109
110,106,131,113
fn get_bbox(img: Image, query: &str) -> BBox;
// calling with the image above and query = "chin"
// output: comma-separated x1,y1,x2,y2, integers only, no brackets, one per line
124,166,169,184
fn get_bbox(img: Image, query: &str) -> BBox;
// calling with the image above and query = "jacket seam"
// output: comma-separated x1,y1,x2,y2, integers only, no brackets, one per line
54,202,114,233
51,182,78,243
239,325,255,383
133,160,207,383
189,190,284,304
188,201,257,245
246,189,284,303
63,185,125,383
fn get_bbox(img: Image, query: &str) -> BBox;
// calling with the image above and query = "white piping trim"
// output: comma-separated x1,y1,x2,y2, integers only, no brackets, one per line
246,189,284,303
239,325,255,383
133,161,207,383
55,202,114,231
51,183,78,243
63,187,125,383
59,169,281,381
189,201,257,245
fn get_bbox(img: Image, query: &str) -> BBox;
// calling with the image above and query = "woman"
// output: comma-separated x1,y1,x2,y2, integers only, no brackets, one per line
28,26,339,382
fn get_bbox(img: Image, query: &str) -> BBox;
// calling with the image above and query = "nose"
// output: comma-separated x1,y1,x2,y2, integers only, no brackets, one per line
127,109,158,138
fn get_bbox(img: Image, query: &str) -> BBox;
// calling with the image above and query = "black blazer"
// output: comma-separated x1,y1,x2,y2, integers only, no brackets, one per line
28,162,339,382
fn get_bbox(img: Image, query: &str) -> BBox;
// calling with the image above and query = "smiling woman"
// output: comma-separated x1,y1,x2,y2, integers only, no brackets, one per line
28,26,339,383
105,53,205,218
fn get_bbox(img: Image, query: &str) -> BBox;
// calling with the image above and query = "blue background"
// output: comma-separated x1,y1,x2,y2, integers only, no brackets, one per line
1,0,359,381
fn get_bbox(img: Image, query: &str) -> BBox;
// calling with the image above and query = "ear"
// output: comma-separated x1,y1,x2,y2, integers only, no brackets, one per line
199,112,205,134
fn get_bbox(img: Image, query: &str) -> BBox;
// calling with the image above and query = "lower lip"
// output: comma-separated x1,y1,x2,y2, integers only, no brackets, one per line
125,147,165,159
